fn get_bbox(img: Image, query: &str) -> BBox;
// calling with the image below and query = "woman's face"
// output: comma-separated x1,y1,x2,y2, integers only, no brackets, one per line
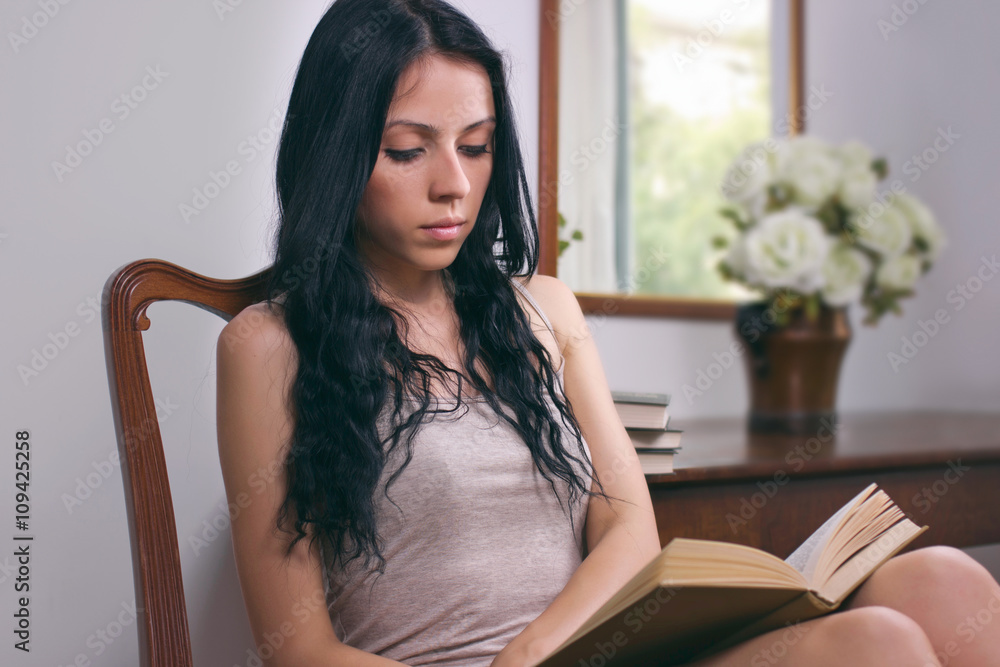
356,54,496,287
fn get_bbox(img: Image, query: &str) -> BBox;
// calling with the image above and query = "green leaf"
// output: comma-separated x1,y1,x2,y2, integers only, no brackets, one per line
804,293,821,323
767,184,791,211
872,158,889,180
719,207,748,230
815,199,841,234
832,199,852,233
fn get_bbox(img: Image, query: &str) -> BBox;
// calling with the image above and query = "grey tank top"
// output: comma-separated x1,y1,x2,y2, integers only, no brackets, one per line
324,277,592,666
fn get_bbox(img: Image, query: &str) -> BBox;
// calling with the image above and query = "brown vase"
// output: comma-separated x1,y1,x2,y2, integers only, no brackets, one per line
735,303,851,435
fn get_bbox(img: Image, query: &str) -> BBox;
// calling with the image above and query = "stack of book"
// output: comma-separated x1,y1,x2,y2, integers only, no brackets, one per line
611,390,681,475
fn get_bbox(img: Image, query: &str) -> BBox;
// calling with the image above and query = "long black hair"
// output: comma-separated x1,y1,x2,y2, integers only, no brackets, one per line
263,0,622,576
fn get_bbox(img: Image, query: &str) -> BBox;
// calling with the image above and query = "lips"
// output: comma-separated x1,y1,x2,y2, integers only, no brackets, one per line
421,218,466,229
420,220,465,241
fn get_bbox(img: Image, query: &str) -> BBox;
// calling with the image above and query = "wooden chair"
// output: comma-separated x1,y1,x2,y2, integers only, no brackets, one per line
101,258,272,667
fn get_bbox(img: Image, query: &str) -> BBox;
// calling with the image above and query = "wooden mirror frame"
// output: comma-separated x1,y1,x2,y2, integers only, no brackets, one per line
537,0,805,319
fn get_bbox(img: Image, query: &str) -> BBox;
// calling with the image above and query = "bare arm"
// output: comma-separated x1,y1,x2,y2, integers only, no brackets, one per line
492,277,662,667
217,303,408,667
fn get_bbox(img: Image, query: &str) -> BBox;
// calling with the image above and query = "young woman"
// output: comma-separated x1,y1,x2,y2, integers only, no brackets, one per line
216,1,1000,665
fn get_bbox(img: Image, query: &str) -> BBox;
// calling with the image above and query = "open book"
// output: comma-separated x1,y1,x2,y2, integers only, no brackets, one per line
537,484,927,666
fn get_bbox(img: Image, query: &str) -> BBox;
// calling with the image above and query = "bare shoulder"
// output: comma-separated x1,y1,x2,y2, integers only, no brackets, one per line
218,300,296,372
512,274,587,356
216,300,298,460
215,301,344,658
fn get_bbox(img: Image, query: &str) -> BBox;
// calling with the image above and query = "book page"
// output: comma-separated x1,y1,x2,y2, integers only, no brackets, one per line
784,484,877,582
554,538,807,647
818,519,927,604
813,489,905,585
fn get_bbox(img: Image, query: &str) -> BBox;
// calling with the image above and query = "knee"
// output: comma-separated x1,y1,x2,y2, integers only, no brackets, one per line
820,606,938,665
899,546,997,592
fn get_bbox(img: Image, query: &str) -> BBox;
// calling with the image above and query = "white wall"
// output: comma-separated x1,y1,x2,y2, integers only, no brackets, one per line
1,1,997,665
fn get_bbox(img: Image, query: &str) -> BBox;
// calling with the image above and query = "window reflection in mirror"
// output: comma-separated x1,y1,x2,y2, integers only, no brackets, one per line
556,0,791,302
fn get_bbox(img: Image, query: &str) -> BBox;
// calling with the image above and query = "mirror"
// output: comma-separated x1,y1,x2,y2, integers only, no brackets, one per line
538,0,805,319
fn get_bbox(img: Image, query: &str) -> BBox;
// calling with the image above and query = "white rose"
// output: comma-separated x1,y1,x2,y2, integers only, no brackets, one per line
851,204,913,257
774,136,842,208
893,193,946,261
743,209,831,293
876,253,923,291
821,243,872,306
837,140,875,173
838,166,878,210
721,141,773,212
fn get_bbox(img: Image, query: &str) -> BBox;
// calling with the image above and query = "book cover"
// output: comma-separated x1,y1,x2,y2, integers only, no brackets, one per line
611,390,671,406
615,404,670,430
636,451,675,476
628,428,682,451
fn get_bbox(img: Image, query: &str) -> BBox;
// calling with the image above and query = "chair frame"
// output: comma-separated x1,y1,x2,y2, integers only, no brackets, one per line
102,258,272,667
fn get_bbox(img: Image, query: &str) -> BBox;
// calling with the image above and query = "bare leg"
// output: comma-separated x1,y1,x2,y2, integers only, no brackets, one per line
845,546,1000,667
684,606,939,667
684,546,1000,667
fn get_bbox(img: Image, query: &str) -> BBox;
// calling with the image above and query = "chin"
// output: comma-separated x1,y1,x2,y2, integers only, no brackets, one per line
405,250,457,270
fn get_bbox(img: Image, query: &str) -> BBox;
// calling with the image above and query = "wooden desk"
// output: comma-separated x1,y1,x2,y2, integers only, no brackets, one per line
645,411,1000,558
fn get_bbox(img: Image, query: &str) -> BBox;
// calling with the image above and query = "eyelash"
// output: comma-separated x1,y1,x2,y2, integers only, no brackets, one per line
384,145,491,163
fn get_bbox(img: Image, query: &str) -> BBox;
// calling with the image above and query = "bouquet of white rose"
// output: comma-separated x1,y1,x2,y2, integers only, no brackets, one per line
715,135,946,325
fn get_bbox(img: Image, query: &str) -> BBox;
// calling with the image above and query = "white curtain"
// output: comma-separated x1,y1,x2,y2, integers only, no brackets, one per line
556,1,622,294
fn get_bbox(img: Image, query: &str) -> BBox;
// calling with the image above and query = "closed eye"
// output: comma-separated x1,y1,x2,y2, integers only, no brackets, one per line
384,149,419,162
461,145,491,158
384,145,492,163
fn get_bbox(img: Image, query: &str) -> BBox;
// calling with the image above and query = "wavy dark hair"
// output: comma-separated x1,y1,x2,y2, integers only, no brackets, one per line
263,0,624,577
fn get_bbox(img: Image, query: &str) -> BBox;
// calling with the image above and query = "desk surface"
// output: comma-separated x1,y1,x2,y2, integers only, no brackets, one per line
649,411,1000,484
641,411,1000,554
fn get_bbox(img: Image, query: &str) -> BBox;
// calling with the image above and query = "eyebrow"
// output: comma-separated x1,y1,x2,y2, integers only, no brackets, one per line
384,116,497,135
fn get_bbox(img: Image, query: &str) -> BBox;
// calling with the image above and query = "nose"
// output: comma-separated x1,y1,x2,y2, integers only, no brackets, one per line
429,146,472,201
